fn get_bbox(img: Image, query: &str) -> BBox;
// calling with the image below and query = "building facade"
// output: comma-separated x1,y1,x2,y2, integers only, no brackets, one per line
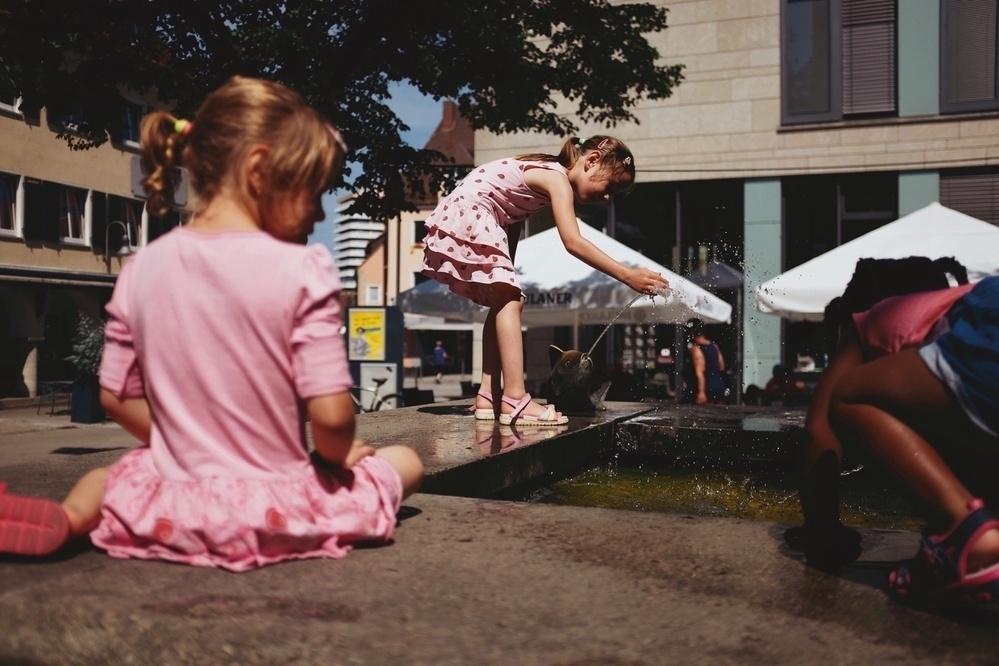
473,0,999,392
0,96,183,399
333,192,385,302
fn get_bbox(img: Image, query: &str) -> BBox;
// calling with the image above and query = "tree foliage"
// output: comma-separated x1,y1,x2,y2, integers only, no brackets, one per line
0,0,683,220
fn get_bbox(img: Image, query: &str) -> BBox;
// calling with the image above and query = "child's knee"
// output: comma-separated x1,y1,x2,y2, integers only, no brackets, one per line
379,446,424,491
81,466,111,490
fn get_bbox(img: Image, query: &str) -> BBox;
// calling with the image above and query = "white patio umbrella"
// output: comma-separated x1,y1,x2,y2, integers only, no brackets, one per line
755,203,999,322
398,221,732,345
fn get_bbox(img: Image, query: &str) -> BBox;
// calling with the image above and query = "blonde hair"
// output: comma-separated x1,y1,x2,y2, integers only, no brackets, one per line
517,135,636,188
140,76,346,218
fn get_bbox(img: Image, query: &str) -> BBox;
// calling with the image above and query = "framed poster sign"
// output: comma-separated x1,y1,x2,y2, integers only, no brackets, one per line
348,308,386,361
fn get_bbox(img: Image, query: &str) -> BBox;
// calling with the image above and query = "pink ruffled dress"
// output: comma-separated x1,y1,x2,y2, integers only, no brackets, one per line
422,158,565,305
90,228,403,572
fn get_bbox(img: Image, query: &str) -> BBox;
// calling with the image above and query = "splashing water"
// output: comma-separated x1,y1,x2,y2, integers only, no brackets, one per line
586,293,648,356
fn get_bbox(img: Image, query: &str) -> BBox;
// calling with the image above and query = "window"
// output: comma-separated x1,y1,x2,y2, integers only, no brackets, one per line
941,0,999,112
0,172,17,233
941,169,999,225
146,206,183,243
111,195,142,248
413,219,428,244
782,0,897,124
365,284,382,305
0,96,21,115
21,180,89,243
58,186,87,241
57,107,88,134
121,100,147,147
783,172,897,269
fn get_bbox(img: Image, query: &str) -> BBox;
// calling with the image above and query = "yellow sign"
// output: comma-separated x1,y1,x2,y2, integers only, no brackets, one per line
348,309,386,361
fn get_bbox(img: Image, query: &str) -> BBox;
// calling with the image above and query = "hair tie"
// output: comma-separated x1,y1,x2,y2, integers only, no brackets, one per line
576,137,586,148
174,119,193,136
623,156,633,166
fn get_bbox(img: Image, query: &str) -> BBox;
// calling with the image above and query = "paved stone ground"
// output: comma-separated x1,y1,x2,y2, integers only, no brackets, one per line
1,388,997,665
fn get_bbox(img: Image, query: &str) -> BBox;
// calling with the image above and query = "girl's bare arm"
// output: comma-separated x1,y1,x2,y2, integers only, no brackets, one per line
526,168,669,295
100,389,152,445
308,392,374,468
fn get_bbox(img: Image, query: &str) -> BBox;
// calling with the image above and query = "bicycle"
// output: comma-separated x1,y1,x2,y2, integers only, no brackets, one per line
350,376,403,413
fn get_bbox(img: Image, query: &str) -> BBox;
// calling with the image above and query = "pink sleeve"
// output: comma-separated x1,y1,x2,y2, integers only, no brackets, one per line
99,263,146,397
291,245,353,399
853,283,976,359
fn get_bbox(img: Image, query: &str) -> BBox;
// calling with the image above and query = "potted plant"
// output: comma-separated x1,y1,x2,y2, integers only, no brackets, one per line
66,314,106,423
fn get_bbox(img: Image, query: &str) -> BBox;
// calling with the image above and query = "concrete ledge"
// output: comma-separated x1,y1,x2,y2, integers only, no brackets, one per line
376,401,809,498
2,401,998,664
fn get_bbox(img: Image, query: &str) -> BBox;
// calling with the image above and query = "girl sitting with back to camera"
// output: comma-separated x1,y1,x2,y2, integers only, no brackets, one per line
0,76,423,571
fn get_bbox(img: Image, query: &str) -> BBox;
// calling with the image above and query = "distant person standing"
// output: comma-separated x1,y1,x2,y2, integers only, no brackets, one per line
433,340,448,383
682,318,728,405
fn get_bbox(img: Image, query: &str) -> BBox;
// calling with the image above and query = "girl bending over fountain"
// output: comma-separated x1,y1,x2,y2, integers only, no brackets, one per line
422,136,669,426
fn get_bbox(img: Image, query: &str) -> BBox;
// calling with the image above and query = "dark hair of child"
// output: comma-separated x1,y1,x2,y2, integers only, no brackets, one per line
822,255,970,354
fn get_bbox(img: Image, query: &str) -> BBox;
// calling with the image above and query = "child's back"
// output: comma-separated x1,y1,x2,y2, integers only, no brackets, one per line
93,226,405,571
103,228,351,479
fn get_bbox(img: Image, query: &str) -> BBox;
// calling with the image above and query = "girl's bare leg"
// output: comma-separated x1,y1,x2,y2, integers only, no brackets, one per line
376,446,424,499
493,295,561,420
831,349,999,572
61,467,110,536
475,308,503,415
475,222,525,416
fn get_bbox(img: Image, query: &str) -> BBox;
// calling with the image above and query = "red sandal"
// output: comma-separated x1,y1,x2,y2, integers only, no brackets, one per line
888,498,999,607
0,483,70,556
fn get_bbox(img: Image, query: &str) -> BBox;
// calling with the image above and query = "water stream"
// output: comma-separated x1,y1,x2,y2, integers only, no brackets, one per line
586,294,647,356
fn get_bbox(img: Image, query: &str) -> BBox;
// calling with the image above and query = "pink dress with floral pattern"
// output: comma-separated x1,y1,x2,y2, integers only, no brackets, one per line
90,228,403,572
422,158,566,305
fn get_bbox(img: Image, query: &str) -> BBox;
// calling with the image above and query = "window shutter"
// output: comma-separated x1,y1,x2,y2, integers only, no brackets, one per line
943,0,998,105
842,0,896,114
941,172,999,226
91,191,107,252
22,179,59,242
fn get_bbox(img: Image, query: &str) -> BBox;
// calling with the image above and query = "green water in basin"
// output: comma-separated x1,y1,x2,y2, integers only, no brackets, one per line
525,457,924,532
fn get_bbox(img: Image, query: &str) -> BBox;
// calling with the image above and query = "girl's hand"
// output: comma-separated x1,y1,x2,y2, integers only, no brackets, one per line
626,267,670,296
344,439,376,468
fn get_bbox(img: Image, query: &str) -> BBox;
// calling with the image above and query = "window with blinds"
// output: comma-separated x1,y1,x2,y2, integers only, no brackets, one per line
842,0,896,115
942,0,999,112
941,170,999,226
782,0,897,124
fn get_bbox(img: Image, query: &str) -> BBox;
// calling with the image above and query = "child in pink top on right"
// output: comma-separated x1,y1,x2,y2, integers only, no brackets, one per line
793,258,971,570
832,275,999,607
0,76,423,571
